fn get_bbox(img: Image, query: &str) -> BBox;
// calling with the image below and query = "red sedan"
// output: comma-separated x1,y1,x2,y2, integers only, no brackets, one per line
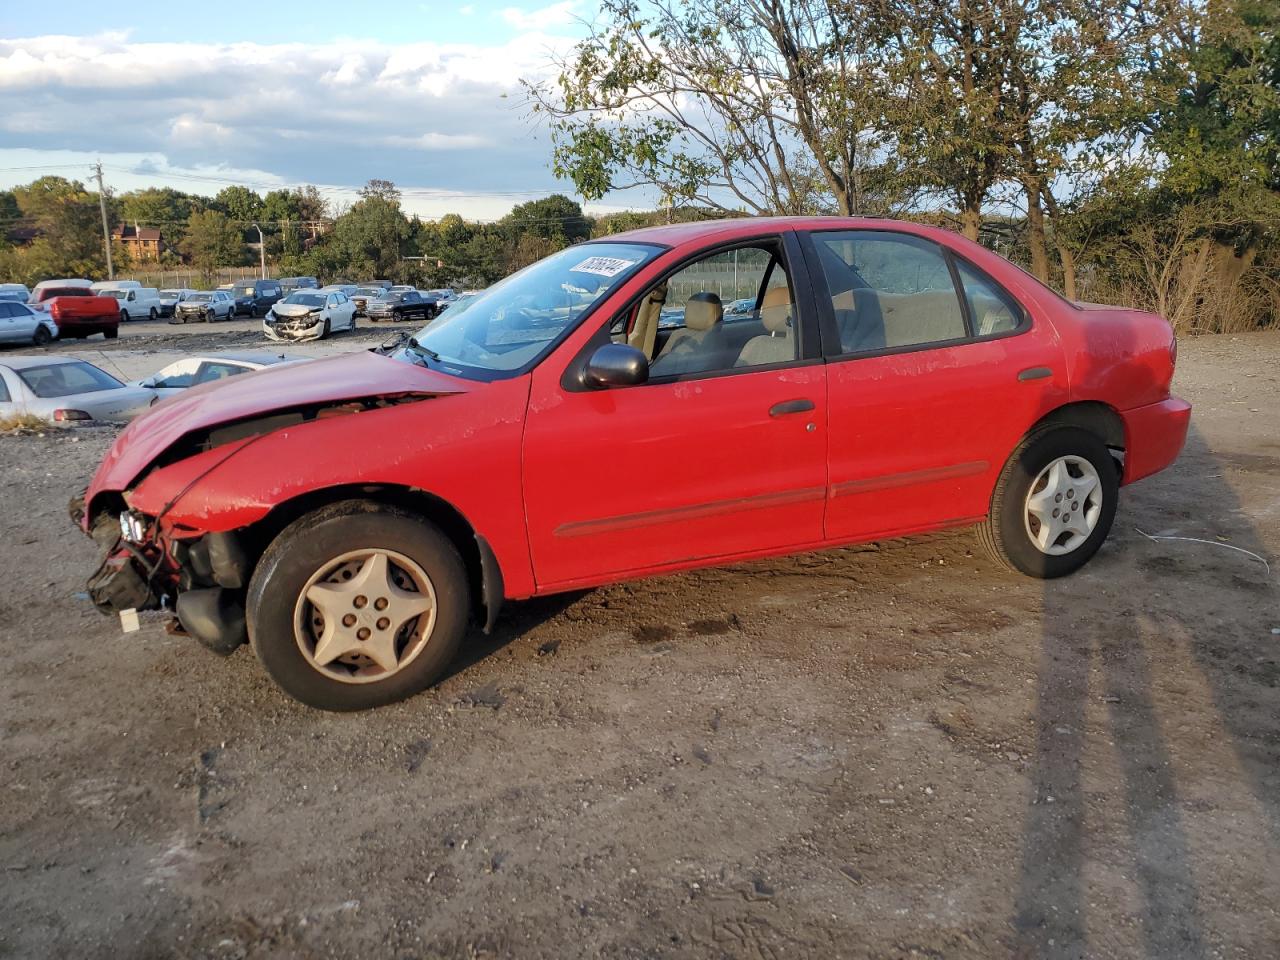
74,218,1190,710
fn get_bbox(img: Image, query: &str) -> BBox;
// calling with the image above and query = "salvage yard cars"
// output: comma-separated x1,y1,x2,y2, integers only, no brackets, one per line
173,291,235,323
263,290,356,341
72,217,1191,712
135,351,310,401
3,356,153,423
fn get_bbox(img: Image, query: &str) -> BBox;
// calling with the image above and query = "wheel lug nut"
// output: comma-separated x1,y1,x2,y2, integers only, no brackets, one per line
342,614,357,627
1052,508,1060,518
374,597,388,611
1067,489,1074,498
376,617,390,631
353,595,368,608
357,627,371,641
1055,493,1062,503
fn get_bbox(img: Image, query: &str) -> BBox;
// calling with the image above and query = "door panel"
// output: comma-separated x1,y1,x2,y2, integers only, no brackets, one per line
824,337,1066,540
523,363,828,589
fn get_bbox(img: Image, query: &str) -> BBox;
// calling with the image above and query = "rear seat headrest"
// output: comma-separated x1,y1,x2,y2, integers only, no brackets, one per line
684,292,723,331
760,285,792,333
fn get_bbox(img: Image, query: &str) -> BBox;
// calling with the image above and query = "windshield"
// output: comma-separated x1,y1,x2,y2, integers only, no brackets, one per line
18,361,124,398
404,243,659,379
160,290,182,299
354,287,383,297
102,290,126,300
284,293,326,307
188,293,213,302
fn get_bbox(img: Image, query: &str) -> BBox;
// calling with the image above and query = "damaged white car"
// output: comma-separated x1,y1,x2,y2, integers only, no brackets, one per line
263,291,357,342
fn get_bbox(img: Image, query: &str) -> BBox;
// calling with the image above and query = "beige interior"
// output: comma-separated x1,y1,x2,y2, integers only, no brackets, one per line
735,285,794,367
627,281,667,359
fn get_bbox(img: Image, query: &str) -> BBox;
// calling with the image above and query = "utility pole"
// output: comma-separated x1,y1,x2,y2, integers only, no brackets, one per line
252,223,266,279
92,162,114,280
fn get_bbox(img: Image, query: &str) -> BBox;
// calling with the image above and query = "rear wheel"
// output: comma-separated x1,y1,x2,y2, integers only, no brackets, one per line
980,425,1118,578
246,502,470,711
104,327,118,339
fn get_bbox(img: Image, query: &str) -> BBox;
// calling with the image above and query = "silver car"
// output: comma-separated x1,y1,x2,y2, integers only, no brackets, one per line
0,356,154,423
0,301,59,346
134,351,312,401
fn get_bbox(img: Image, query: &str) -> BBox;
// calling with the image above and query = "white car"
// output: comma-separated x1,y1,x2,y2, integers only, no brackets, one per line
172,290,235,323
135,351,312,401
0,356,153,423
101,286,163,322
0,282,31,302
264,290,357,341
0,301,59,346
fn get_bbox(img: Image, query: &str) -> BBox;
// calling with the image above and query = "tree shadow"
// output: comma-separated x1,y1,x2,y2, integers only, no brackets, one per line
1012,393,1278,954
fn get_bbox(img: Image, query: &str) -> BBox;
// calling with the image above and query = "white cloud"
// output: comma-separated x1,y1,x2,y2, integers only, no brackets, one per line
499,1,579,32
0,31,608,218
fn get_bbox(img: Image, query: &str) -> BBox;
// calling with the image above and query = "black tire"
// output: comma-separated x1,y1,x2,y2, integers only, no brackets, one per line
32,325,52,346
321,317,331,339
149,307,158,320
246,501,470,711
979,425,1119,578
104,327,118,340
119,309,130,323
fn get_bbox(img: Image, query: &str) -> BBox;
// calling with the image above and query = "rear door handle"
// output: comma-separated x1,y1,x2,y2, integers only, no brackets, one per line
1018,366,1053,382
769,398,815,417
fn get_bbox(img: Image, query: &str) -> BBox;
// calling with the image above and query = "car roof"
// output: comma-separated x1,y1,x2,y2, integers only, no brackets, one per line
188,350,298,365
0,355,92,371
600,215,958,247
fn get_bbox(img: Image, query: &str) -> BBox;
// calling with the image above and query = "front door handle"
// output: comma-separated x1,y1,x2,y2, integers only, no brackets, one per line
769,398,816,417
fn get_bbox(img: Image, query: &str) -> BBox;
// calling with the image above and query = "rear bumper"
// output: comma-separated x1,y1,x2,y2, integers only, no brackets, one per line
1120,396,1191,485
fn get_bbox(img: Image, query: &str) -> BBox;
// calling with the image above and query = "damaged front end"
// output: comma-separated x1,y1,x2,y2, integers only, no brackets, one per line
72,493,252,655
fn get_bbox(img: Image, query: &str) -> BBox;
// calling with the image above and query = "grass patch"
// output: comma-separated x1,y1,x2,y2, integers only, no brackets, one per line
0,413,50,435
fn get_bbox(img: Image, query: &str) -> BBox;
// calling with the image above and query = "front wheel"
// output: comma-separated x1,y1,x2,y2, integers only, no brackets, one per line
32,325,53,346
979,425,1119,578
246,502,470,710
148,307,158,321
321,317,331,339
119,309,130,323
104,327,118,339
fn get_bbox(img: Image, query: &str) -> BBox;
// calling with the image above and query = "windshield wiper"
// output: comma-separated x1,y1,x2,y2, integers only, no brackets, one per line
406,337,441,363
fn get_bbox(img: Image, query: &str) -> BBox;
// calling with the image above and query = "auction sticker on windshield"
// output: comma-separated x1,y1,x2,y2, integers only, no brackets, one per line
570,256,636,278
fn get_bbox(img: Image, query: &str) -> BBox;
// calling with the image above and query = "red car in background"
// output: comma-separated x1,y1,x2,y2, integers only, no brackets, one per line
74,217,1190,711
30,287,120,340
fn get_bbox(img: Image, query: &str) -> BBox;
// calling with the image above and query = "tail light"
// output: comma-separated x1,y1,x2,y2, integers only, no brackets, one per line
53,409,92,422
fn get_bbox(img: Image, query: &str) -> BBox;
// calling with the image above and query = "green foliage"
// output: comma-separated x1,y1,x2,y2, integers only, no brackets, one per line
181,210,245,284
502,194,590,243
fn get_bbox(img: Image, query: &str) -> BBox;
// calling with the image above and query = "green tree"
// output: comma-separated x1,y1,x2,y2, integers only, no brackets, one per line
323,179,410,278
12,176,107,279
181,210,244,283
214,185,264,224
526,0,903,216
502,194,591,244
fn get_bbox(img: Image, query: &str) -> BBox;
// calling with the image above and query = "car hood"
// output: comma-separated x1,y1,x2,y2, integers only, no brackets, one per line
273,303,321,318
86,351,472,506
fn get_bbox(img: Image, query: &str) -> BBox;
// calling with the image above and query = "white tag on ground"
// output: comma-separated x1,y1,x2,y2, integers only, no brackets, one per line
120,608,140,633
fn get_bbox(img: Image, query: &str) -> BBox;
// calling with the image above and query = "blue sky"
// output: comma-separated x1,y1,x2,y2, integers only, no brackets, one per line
0,1,643,219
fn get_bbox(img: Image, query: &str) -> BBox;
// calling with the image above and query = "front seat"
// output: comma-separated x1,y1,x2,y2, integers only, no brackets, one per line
650,292,723,376
735,286,794,366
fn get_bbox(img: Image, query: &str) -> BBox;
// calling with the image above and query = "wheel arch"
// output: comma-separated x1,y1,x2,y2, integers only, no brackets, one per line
1030,400,1126,473
244,483,503,633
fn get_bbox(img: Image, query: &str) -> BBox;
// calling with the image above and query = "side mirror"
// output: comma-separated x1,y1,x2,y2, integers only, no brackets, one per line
584,343,649,389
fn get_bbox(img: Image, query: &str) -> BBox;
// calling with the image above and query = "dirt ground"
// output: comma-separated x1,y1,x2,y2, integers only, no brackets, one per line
1,327,1278,960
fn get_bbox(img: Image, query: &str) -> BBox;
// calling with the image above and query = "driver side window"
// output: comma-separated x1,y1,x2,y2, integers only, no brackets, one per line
611,243,799,379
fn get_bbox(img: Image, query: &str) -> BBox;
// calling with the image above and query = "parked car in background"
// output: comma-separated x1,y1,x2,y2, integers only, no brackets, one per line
30,279,93,303
425,288,457,303
264,290,357,341
90,280,141,292
430,291,477,323
0,301,60,346
350,286,386,316
279,277,320,294
101,287,162,322
365,289,438,323
158,289,197,318
44,294,120,340
2,356,152,423
0,283,31,302
232,279,284,318
365,280,394,291
319,283,359,298
173,290,235,323
387,284,415,294
135,351,312,401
